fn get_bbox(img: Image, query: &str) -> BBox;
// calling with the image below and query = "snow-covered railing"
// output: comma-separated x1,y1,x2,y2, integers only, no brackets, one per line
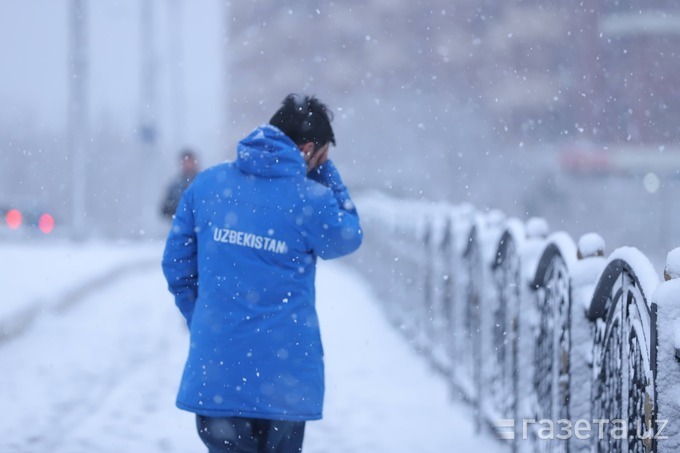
353,192,680,453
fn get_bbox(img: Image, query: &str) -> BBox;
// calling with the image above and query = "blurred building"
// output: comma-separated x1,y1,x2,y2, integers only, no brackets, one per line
463,0,680,146
586,2,680,144
225,1,680,148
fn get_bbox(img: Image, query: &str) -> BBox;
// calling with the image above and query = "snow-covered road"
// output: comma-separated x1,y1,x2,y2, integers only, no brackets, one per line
0,243,505,452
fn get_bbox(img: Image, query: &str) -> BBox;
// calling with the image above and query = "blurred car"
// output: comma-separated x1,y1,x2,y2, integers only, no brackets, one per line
0,204,56,237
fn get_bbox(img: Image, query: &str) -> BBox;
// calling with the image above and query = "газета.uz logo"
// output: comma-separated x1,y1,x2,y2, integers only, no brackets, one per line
493,418,668,441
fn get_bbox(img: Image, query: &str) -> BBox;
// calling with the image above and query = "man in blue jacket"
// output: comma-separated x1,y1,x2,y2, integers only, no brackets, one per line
162,94,362,452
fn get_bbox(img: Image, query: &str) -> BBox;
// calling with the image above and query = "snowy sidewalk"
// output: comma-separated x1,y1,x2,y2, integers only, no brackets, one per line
0,243,504,452
307,262,504,452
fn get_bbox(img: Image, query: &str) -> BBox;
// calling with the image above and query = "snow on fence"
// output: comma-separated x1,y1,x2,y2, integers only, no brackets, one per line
353,193,680,453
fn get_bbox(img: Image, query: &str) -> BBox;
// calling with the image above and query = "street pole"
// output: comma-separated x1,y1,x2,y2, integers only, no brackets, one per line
222,0,231,157
68,0,89,241
168,0,185,151
139,0,159,237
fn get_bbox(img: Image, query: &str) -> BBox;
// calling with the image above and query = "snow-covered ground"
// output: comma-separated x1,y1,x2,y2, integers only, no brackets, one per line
1,241,160,335
0,241,505,452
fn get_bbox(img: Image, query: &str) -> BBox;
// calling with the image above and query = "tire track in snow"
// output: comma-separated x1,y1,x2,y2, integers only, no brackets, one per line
0,259,157,346
0,267,199,452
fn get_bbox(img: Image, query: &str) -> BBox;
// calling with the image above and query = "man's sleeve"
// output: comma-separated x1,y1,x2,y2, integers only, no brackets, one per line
161,187,198,326
305,160,363,259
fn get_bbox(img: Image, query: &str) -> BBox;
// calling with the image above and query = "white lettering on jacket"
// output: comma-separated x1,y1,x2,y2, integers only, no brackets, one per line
213,227,288,254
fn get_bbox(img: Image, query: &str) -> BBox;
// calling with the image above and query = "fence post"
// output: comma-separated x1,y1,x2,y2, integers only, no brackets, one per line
525,233,575,453
464,223,483,430
488,220,524,451
587,248,659,452
654,247,680,451
569,233,606,453
428,211,454,374
446,206,474,399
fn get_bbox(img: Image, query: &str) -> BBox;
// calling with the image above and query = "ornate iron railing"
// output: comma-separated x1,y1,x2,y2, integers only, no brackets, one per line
489,228,522,436
588,256,658,453
355,193,678,453
527,240,574,453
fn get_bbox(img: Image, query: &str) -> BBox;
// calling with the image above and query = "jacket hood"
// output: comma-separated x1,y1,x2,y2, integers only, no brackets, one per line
235,124,306,177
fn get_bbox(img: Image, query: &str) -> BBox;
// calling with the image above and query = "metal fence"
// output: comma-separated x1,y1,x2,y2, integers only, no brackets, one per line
354,193,680,453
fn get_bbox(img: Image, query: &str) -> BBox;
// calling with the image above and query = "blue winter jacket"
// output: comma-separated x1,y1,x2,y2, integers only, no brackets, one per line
162,124,362,421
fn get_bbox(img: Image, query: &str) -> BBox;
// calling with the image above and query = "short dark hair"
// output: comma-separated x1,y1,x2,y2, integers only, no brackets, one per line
269,94,336,151
180,148,196,161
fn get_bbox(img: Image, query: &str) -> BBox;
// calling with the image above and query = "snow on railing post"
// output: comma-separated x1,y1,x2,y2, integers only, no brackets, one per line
426,210,455,375
475,212,505,428
459,222,483,430
525,233,576,453
513,218,550,452
654,247,680,452
487,219,524,450
569,233,607,453
446,204,474,395
417,214,433,355
438,214,456,379
587,248,659,453
458,210,505,433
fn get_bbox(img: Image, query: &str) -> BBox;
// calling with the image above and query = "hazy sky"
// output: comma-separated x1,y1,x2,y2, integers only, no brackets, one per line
0,0,225,163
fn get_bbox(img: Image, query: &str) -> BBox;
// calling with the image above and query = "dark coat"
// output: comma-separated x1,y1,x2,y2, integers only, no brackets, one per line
160,173,196,219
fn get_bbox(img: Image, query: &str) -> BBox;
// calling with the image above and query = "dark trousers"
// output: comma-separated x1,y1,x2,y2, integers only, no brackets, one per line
196,415,306,453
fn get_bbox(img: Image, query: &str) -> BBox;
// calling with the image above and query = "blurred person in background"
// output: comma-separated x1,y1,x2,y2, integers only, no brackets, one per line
160,148,200,220
162,94,363,452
